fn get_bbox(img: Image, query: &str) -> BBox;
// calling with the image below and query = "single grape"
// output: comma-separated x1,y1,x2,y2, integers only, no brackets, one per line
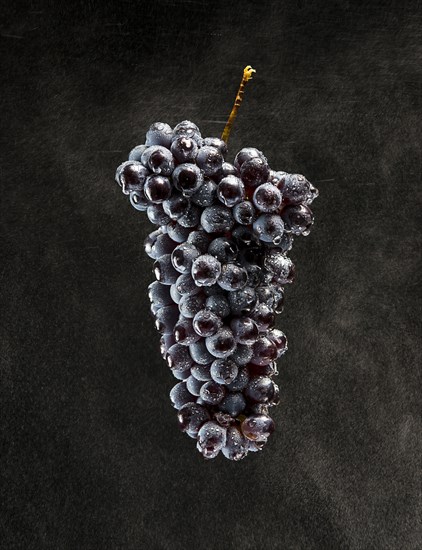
200,137,228,158
128,144,148,162
264,248,295,284
201,205,235,234
240,157,269,188
190,363,212,382
171,135,198,163
226,366,250,391
217,263,248,291
281,173,312,205
253,213,285,245
244,376,275,403
205,327,236,359
249,303,275,331
171,243,201,274
144,174,172,203
174,316,201,345
189,340,215,365
145,122,173,148
177,203,201,228
141,145,174,176
217,175,245,207
222,426,248,460
171,366,190,381
186,375,204,397
231,226,259,247
145,231,176,259
172,163,203,196
230,317,259,345
153,254,179,285
233,200,256,225
196,145,223,176
199,381,226,405
210,359,238,385
166,220,192,243
281,204,314,236
191,254,222,287
147,203,171,226
227,286,257,316
229,343,253,365
205,294,231,318
115,160,149,195
251,336,278,366
130,190,149,211
268,169,288,190
253,183,282,212
154,304,179,334
178,293,206,319
233,147,267,171
177,402,210,437
197,421,227,459
219,392,246,417
241,414,275,442
214,161,239,183
170,382,195,409
267,328,288,357
192,309,223,337
175,273,200,296
172,120,202,144
190,177,217,207
163,193,190,220
207,238,238,264
166,343,193,371
148,281,172,307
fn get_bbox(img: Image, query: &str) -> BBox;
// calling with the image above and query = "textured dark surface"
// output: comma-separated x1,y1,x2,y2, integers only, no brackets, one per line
1,1,421,548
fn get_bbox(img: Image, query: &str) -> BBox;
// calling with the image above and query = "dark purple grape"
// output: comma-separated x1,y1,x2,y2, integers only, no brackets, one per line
145,122,173,148
147,204,171,226
264,248,295,284
281,204,314,236
144,174,172,203
171,135,198,163
249,303,275,331
200,137,228,158
205,327,236,359
172,163,203,196
205,294,231,318
268,169,288,190
253,214,285,245
190,363,212,382
144,231,176,259
115,161,150,195
170,283,182,304
177,203,201,228
172,367,190,381
171,243,201,274
217,263,248,291
177,402,210,437
192,309,223,337
219,393,246,417
226,366,250,391
148,281,172,307
267,328,288,357
163,193,190,220
233,147,267,171
166,343,193,371
172,120,202,144
166,221,192,243
128,144,148,162
130,190,149,211
281,173,312,205
210,359,238,384
175,273,201,296
201,205,235,234
215,161,239,183
241,414,275,442
196,145,223,176
244,376,275,403
174,316,201,345
229,343,253,365
190,177,217,207
233,200,256,225
240,157,269,188
251,336,277,366
199,381,226,405
153,254,179,285
253,183,282,212
191,254,222,287
207,238,238,264
227,287,257,315
189,340,215,365
222,426,248,460
186,230,211,253
141,145,174,176
230,317,259,345
154,304,179,334
186,375,204,397
231,226,259,247
217,175,245,207
197,421,227,458
170,382,195,409
178,293,206,319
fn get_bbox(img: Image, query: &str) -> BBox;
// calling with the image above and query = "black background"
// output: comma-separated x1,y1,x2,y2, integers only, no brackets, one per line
1,1,421,548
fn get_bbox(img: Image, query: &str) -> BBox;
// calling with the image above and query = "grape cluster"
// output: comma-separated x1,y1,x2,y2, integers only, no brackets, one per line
115,120,318,460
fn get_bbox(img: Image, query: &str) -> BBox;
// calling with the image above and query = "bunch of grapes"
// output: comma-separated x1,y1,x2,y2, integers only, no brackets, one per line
115,120,318,460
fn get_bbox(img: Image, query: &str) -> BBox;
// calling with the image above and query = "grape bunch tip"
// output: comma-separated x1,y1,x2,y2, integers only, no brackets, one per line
114,68,319,460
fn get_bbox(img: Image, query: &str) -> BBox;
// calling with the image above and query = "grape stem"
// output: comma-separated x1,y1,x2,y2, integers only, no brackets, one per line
221,65,256,144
